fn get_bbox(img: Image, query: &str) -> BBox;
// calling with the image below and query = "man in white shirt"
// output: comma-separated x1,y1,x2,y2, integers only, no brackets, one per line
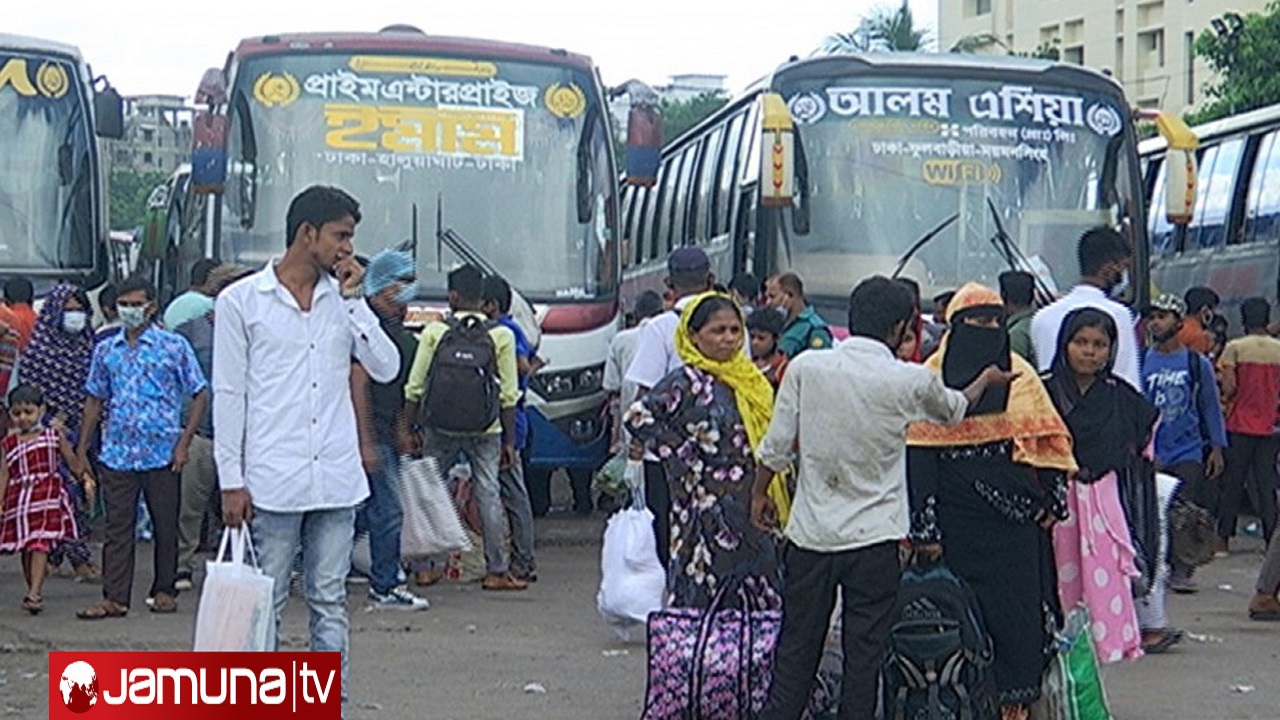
624,247,713,566
751,276,1016,720
214,186,398,700
603,289,664,450
1031,226,1141,389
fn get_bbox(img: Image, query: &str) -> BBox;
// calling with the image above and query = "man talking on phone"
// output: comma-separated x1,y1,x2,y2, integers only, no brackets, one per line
213,186,398,703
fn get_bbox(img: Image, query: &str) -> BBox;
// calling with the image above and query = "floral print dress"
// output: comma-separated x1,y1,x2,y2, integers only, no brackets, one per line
626,366,782,610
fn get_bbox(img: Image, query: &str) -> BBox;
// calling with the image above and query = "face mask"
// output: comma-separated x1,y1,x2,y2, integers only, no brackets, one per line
773,306,788,319
118,306,148,329
1108,269,1131,299
62,311,88,334
394,283,417,305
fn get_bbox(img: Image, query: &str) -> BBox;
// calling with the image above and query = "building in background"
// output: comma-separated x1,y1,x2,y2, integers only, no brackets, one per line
938,0,1270,112
609,73,728,140
105,94,192,174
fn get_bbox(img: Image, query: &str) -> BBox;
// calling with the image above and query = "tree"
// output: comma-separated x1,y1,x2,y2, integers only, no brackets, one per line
660,92,730,143
108,168,168,231
821,0,933,54
1186,3,1280,125
949,33,1060,60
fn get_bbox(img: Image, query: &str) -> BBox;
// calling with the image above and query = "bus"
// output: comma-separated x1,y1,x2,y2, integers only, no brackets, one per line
621,53,1153,325
182,26,623,509
1140,104,1280,321
0,34,123,301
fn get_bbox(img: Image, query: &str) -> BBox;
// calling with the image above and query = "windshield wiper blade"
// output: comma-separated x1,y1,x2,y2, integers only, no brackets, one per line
984,197,1054,303
435,194,500,278
892,212,960,279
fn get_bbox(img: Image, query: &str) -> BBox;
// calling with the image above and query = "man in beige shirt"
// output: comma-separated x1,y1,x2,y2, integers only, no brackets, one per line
752,276,1015,720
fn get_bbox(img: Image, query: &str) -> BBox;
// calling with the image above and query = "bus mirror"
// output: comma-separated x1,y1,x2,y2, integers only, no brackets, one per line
191,111,228,195
760,93,794,209
93,85,124,140
1153,112,1199,226
195,68,228,106
624,102,661,187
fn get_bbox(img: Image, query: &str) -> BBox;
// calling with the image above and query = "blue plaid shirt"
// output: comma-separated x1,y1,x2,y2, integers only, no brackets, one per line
85,325,207,471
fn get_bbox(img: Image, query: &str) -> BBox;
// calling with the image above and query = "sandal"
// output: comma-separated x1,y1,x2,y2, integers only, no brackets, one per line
1141,630,1179,654
21,595,42,615
76,600,128,620
149,592,178,614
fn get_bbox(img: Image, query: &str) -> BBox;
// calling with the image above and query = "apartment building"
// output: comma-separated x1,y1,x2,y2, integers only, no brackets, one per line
105,94,193,174
938,0,1271,112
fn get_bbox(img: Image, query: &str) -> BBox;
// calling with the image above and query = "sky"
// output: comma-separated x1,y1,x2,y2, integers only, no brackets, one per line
7,0,938,100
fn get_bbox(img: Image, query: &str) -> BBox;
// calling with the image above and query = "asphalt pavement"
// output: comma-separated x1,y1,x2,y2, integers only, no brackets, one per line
2,515,1280,720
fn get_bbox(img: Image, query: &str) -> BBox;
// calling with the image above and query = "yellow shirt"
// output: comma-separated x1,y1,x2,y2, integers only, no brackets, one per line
404,311,520,435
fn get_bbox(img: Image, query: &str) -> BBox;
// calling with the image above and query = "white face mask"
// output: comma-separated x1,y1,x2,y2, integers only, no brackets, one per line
118,305,148,329
62,311,88,334
1109,269,1131,300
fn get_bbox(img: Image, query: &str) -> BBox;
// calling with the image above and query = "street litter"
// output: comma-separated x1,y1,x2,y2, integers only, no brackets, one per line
523,683,548,694
1187,633,1224,643
1217,584,1233,591
602,649,630,657
1230,685,1256,694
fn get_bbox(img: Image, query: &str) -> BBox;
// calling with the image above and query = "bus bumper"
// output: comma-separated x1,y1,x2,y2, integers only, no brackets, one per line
526,404,610,470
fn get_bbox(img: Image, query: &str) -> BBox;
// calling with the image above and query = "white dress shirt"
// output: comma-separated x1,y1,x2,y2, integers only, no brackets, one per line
213,265,399,512
757,337,969,553
604,324,645,443
1031,284,1141,390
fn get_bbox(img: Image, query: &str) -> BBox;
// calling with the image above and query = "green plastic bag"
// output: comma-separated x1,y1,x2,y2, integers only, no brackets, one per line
1040,607,1112,720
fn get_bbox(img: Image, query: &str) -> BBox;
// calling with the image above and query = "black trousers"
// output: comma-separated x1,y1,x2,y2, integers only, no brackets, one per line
101,466,180,607
761,541,900,720
644,460,670,569
1165,460,1207,575
1218,433,1279,542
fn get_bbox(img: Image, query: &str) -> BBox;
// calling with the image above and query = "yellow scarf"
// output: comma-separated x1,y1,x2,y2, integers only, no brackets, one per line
674,292,775,451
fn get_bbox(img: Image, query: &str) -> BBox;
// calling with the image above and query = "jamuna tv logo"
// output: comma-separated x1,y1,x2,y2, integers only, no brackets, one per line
49,652,342,719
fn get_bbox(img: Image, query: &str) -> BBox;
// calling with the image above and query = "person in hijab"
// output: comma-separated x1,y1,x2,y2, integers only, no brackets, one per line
1044,308,1159,663
625,292,781,608
907,283,1077,720
19,283,99,580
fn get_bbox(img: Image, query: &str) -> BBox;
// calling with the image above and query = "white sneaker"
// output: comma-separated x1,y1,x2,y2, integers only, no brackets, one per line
368,585,430,611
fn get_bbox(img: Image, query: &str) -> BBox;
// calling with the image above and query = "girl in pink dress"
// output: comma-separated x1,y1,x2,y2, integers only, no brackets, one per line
0,384,90,614
1044,309,1158,663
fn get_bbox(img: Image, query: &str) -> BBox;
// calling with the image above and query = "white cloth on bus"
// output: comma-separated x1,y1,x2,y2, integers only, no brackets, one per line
1031,284,1142,391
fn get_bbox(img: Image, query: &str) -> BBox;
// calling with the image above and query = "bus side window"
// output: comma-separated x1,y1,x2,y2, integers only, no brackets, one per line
1189,139,1242,250
715,113,746,238
673,144,700,246
1147,158,1177,256
1245,130,1280,244
695,127,724,242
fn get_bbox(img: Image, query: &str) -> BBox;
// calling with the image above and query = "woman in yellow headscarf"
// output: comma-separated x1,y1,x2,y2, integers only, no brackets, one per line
624,292,781,609
906,283,1077,720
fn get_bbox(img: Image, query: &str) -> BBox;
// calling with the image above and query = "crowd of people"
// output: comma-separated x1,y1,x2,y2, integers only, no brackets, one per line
4,182,1280,719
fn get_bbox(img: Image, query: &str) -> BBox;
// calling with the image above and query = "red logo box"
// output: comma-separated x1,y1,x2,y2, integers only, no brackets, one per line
48,652,341,719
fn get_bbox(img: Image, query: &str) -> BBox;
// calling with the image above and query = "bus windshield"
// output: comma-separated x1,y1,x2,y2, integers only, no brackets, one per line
774,74,1142,301
0,53,95,273
223,51,617,302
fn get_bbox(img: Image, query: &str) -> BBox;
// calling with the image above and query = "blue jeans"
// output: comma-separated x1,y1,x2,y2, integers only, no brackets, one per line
356,445,403,594
423,430,507,575
253,506,356,700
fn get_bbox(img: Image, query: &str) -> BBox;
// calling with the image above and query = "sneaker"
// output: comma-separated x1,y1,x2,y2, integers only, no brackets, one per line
368,586,430,611
175,573,194,592
482,572,529,591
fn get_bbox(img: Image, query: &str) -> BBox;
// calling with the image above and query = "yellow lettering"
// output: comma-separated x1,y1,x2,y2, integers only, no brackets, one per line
348,56,497,78
0,59,37,97
323,104,523,160
922,160,997,186
324,104,379,150
380,106,441,153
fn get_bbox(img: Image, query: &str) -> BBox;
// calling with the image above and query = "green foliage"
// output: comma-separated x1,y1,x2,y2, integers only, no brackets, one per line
823,0,932,54
108,169,167,230
949,33,1060,60
660,92,730,143
1189,3,1280,125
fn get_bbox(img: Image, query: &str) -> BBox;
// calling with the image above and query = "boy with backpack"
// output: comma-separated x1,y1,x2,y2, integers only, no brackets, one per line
403,264,526,591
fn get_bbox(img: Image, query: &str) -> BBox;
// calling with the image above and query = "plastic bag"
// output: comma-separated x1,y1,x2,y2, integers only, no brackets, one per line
400,455,472,559
193,527,274,651
597,487,666,642
1042,607,1113,720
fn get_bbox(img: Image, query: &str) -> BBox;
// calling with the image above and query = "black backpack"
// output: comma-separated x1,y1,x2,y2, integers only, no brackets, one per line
877,562,997,720
418,315,500,434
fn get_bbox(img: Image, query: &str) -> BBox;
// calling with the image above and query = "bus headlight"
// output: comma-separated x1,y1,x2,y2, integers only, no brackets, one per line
531,363,605,401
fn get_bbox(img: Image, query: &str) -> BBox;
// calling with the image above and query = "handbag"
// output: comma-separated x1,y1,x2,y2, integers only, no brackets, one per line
598,485,666,642
1034,606,1112,720
399,455,472,559
192,527,275,651
642,586,781,720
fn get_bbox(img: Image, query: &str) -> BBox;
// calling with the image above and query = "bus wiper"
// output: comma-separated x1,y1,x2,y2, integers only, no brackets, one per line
984,197,1053,303
891,212,960,279
435,193,500,277
792,124,810,236
231,89,258,229
576,106,597,224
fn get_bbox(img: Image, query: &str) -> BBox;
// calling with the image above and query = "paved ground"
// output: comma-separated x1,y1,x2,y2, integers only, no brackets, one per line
3,515,1280,719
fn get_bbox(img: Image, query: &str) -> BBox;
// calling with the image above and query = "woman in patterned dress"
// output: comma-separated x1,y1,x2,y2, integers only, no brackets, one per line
0,384,89,613
626,293,781,609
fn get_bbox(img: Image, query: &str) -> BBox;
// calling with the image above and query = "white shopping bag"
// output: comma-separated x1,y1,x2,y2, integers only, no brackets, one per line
400,455,472,559
193,527,275,651
597,476,666,642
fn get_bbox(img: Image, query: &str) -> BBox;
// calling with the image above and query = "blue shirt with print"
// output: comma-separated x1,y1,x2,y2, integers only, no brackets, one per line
85,325,208,471
499,315,533,450
1141,347,1228,467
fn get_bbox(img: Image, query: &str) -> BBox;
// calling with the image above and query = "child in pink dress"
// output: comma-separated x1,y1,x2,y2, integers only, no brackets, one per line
0,384,91,614
1043,309,1158,664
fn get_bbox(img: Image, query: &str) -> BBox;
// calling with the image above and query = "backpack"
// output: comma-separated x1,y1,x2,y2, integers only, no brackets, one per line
418,315,500,434
878,562,997,720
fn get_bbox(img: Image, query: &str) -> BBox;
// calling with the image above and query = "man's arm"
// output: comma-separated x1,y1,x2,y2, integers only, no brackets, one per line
350,363,379,475
173,389,209,472
751,365,801,531
212,292,252,526
76,396,103,462
346,298,399,384
1115,307,1143,391
76,343,109,462
623,321,670,391
495,328,520,469
1030,311,1053,374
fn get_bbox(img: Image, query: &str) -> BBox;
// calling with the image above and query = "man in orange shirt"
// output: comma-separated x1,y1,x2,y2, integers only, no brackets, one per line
3,278,37,349
1178,286,1219,356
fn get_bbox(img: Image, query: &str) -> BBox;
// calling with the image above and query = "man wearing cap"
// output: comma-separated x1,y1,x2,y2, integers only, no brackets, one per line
1141,293,1227,595
765,272,833,359
173,262,255,591
624,247,714,566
